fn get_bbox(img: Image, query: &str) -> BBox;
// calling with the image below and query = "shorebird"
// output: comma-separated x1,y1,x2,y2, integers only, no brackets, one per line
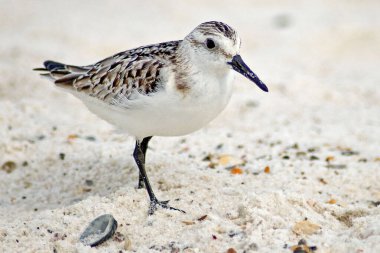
35,21,268,215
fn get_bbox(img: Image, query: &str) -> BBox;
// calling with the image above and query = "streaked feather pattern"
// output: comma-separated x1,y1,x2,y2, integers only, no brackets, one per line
34,21,248,139
35,41,180,104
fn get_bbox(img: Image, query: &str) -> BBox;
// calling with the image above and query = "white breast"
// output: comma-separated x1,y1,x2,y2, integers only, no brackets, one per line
76,69,235,140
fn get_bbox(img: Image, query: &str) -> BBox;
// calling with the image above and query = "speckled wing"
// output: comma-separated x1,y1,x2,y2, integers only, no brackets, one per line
56,57,165,104
36,41,180,107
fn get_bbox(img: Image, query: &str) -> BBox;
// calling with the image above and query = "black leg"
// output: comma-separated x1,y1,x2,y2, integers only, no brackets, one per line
137,136,152,189
133,137,185,215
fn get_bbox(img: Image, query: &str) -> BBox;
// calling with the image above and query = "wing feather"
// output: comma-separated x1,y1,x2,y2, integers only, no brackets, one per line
35,40,181,108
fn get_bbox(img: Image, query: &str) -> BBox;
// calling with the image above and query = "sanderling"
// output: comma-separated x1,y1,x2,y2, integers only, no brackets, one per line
35,21,268,215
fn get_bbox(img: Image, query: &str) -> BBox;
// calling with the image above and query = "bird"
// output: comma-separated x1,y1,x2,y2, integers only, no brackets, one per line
34,21,268,215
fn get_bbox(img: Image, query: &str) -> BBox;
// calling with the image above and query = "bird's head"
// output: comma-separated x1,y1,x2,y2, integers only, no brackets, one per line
182,21,268,92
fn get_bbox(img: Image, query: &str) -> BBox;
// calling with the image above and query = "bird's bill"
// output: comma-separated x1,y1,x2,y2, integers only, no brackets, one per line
228,55,268,92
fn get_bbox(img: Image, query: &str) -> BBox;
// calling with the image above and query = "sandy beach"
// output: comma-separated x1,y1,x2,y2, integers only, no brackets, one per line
0,0,379,252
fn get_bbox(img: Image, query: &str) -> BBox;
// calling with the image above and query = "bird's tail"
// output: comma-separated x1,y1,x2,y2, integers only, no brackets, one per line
33,60,91,87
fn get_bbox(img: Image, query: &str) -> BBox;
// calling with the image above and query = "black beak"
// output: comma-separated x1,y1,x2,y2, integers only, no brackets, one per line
227,55,268,92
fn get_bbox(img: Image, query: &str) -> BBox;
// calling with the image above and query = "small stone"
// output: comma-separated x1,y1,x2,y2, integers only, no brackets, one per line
237,205,248,219
326,164,347,169
85,136,96,141
307,147,318,153
341,150,359,156
124,236,132,250
215,143,223,149
80,214,118,247
59,153,65,160
67,134,79,141
197,215,208,221
81,187,92,193
296,151,306,157
37,135,46,140
309,155,319,161
203,154,213,161
292,220,321,236
318,178,327,185
230,167,243,175
182,220,195,225
1,161,17,173
219,155,232,165
226,248,237,253
85,179,94,186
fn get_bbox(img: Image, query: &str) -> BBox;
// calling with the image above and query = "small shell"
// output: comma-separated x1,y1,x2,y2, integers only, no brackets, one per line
80,214,118,247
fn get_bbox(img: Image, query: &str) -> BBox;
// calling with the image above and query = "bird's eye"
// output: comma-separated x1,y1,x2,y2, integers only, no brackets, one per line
205,39,216,49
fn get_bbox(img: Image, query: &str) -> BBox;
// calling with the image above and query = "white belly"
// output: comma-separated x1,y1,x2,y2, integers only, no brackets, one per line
77,70,235,140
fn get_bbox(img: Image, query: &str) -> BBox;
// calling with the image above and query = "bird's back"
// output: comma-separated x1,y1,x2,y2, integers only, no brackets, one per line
35,41,181,106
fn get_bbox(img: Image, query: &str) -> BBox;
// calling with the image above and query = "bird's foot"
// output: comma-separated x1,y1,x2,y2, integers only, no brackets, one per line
148,199,186,215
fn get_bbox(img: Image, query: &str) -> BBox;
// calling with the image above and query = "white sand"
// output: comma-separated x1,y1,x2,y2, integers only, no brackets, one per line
0,1,379,252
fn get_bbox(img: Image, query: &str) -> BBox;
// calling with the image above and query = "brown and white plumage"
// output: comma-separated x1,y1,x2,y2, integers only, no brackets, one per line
34,21,268,215
36,41,180,105
35,21,267,139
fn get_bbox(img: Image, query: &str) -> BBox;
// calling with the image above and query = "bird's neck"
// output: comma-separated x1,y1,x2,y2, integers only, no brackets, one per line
173,43,231,96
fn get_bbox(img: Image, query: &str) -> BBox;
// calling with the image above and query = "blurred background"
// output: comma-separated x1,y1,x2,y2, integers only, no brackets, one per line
1,0,379,102
1,0,379,213
0,1,379,251
1,0,380,207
